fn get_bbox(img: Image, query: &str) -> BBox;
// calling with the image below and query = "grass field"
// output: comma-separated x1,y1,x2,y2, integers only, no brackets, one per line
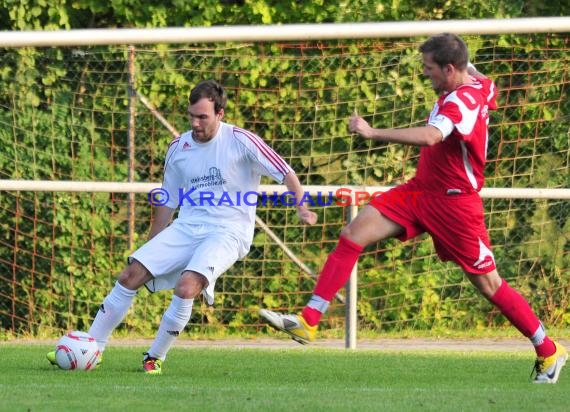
0,344,568,412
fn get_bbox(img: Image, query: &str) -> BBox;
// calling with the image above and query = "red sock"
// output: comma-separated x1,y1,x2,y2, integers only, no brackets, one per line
301,236,363,326
301,307,322,326
535,336,557,358
489,280,556,357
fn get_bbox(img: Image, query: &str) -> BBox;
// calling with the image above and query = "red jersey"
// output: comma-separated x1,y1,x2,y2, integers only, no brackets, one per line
414,75,497,193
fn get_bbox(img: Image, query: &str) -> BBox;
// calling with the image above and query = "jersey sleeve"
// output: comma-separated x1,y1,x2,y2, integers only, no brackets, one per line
428,111,455,140
482,76,498,111
232,126,293,183
430,76,497,143
161,135,184,208
436,92,473,141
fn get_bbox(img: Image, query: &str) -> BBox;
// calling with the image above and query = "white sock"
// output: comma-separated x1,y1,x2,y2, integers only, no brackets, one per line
88,281,137,351
147,295,194,361
530,323,546,346
307,295,330,313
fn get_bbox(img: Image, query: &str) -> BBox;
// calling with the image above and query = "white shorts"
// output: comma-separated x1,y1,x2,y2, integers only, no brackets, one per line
129,220,248,305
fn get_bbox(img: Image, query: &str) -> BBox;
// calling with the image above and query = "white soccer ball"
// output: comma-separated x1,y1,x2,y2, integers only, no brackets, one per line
55,331,101,371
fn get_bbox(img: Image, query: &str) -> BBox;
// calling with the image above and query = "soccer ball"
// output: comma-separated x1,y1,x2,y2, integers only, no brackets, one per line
55,331,101,371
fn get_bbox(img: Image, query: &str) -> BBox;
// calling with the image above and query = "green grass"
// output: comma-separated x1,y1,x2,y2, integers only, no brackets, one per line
0,345,568,412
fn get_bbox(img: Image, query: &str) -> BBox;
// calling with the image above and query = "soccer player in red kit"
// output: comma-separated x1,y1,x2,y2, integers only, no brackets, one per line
260,33,567,383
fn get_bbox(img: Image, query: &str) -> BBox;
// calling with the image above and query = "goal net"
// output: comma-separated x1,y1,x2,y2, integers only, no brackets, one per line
0,27,568,339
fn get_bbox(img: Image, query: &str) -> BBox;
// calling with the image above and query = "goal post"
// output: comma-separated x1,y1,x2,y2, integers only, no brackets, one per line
0,18,568,344
1,17,569,46
1,180,570,198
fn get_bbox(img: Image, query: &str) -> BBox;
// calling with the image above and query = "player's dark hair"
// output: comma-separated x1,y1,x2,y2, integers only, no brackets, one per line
189,79,227,114
419,33,469,70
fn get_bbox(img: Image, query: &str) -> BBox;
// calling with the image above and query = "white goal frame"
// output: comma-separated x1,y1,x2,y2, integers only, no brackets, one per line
1,17,569,348
1,17,569,47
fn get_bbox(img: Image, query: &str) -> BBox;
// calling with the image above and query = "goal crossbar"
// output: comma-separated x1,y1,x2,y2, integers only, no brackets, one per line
1,180,569,199
0,17,569,47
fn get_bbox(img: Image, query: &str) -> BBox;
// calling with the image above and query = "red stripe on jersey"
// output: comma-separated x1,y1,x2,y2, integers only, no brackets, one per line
164,136,181,169
168,136,180,148
233,126,289,175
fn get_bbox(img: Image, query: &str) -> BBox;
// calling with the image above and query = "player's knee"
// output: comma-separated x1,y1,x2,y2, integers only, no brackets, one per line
117,260,151,290
339,222,373,247
175,271,208,299
339,224,356,241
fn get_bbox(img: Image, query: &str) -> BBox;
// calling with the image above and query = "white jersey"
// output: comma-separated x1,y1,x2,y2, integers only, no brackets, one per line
161,121,292,253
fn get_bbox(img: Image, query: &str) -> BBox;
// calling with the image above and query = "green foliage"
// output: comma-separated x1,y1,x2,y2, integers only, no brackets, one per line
0,1,568,338
1,0,568,31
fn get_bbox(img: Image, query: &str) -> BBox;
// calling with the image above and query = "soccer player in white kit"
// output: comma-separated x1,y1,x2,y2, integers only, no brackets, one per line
47,79,317,374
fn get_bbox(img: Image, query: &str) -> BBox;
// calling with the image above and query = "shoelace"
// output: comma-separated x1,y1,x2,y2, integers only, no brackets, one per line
530,358,545,379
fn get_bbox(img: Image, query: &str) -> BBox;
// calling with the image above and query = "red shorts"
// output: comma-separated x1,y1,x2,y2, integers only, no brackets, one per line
369,180,496,274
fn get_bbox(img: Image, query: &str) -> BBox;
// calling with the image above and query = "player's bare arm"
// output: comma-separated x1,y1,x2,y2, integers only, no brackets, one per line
348,113,443,147
283,172,318,225
148,205,176,239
